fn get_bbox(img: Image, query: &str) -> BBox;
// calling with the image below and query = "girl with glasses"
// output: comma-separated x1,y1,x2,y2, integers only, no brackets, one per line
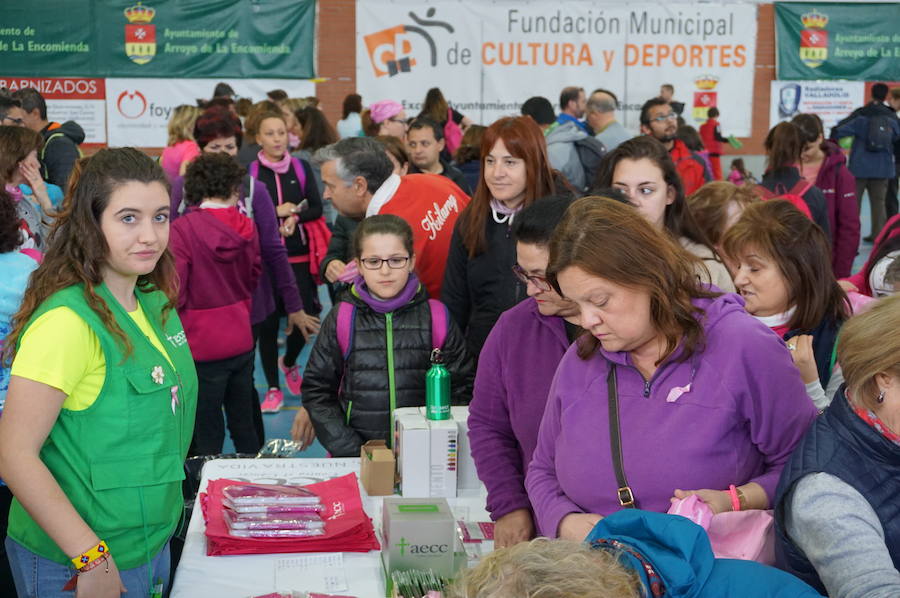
297,215,474,456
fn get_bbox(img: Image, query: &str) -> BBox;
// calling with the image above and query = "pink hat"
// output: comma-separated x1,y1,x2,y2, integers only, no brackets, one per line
369,100,403,124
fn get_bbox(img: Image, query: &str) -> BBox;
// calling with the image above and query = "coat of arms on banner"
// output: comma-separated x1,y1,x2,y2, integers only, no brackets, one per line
799,9,828,68
124,2,157,65
693,76,718,122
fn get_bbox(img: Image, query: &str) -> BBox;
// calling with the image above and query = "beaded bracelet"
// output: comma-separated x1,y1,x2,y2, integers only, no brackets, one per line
728,484,742,512
71,540,109,570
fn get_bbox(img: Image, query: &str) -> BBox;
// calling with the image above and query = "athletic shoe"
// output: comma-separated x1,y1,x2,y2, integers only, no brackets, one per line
279,356,303,396
261,388,284,413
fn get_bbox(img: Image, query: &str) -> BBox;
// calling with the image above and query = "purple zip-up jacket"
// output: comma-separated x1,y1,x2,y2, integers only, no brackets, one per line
468,299,571,521
170,175,302,323
525,293,817,538
813,141,860,278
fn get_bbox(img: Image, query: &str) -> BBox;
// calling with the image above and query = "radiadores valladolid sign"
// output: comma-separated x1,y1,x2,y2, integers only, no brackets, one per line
357,1,758,136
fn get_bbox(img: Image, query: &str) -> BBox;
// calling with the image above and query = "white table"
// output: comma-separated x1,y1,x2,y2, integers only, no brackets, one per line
169,458,490,598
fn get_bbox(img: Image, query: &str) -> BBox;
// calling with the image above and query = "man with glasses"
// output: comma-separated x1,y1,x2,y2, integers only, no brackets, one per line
640,97,708,195
12,87,85,188
316,137,470,300
0,96,27,127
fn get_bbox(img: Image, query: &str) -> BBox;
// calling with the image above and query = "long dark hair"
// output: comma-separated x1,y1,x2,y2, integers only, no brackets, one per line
342,94,363,120
296,106,338,152
722,199,849,330
421,87,449,124
594,136,715,252
764,122,803,174
4,148,175,364
458,116,557,257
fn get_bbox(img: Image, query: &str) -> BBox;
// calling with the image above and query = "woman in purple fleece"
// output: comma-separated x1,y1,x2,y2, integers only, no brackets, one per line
467,194,582,548
525,197,817,541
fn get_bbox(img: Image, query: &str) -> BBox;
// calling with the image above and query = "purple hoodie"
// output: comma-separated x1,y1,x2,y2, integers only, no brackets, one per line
170,208,262,361
468,299,571,521
814,141,860,278
525,293,817,538
170,175,303,324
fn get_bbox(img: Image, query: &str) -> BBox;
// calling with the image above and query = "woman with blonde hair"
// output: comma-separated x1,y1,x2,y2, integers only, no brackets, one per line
526,197,815,541
160,104,201,181
776,294,900,597
449,509,821,597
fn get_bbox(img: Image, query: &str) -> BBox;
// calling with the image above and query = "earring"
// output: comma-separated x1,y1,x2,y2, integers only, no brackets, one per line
877,390,886,404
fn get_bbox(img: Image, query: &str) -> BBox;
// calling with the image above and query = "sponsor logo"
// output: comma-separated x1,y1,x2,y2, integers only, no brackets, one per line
166,329,187,347
421,194,459,241
363,8,453,77
799,9,828,68
396,537,449,556
117,90,148,119
124,2,157,65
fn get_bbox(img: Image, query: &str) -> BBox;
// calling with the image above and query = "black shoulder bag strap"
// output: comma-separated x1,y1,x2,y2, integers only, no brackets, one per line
607,364,637,509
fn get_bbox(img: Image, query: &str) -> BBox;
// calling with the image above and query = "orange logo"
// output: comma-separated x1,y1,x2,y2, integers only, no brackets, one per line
363,9,453,77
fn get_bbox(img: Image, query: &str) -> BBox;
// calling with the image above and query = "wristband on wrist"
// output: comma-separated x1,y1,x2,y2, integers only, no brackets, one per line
71,540,109,570
728,484,742,512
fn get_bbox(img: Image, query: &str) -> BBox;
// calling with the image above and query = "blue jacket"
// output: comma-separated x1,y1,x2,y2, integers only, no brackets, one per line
833,102,900,179
586,510,822,597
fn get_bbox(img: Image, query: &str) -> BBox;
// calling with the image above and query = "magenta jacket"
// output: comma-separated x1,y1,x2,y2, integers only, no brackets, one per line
525,293,817,538
468,299,572,521
170,208,262,362
814,141,860,278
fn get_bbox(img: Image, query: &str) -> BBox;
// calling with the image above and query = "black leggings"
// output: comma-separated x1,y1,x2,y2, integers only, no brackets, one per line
0,485,14,597
255,261,321,388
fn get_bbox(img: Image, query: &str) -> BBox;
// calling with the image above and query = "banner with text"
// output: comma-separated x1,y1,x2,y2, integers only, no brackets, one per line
0,0,315,79
357,1,757,136
0,77,107,143
769,80,865,135
105,78,315,147
775,2,900,81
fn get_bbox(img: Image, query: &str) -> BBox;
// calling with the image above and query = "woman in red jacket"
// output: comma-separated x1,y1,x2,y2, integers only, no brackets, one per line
793,113,861,278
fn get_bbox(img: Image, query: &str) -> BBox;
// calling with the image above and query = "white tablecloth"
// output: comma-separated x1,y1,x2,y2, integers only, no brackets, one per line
169,458,489,598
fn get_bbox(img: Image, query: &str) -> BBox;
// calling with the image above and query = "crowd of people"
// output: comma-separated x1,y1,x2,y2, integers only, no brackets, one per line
0,77,898,598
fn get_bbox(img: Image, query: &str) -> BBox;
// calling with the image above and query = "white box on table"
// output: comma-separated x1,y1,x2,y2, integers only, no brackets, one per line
392,409,458,498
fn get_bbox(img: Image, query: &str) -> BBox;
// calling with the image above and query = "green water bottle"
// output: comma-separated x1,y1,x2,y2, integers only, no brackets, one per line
425,348,451,420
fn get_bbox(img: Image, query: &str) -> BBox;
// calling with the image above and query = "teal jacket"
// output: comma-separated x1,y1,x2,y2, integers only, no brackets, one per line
586,510,822,597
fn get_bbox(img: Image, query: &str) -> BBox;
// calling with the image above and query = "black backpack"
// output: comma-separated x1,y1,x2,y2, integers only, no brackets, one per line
573,136,608,190
866,114,895,152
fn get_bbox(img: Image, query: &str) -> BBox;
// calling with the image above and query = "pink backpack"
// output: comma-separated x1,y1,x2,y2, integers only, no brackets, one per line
336,299,448,360
443,108,463,156
754,180,813,220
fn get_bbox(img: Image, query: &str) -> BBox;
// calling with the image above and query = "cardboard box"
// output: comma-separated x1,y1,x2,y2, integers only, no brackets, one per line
393,410,459,498
382,498,457,578
360,440,395,496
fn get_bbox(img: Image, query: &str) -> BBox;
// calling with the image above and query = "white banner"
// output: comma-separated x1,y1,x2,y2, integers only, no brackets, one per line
769,80,865,135
0,77,107,144
105,78,316,147
357,1,757,136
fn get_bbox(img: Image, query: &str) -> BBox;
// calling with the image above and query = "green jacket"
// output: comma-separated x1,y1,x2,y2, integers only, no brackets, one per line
8,282,197,569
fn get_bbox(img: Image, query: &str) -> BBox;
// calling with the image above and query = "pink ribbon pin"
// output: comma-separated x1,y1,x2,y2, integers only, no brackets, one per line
170,386,180,415
666,383,691,403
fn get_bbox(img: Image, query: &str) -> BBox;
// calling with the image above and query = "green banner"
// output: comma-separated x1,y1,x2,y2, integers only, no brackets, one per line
775,2,900,80
0,0,315,79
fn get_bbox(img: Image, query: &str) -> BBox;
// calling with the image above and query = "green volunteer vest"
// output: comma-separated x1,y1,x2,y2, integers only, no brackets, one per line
8,282,197,569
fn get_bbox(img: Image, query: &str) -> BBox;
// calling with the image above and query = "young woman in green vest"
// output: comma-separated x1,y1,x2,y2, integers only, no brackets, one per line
0,148,198,598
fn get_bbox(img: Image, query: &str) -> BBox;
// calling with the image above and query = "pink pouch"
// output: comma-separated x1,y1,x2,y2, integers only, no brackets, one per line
847,291,876,314
667,495,775,565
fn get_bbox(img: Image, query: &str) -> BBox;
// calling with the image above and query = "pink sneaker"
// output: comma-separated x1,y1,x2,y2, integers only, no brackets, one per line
260,388,284,413
279,356,303,396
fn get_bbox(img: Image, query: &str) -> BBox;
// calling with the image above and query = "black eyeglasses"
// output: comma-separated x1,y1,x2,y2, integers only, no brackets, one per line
1,116,24,126
512,264,552,291
360,256,410,270
650,113,677,123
